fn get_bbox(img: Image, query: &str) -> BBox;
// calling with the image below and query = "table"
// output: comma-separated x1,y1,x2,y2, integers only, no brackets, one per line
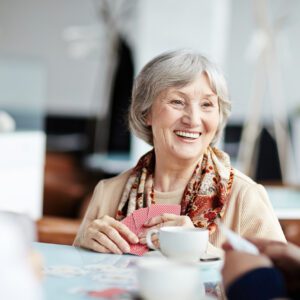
34,242,223,300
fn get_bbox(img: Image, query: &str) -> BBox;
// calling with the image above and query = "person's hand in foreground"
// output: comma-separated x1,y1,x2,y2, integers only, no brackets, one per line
221,242,272,290
138,213,194,244
80,215,138,254
248,238,300,296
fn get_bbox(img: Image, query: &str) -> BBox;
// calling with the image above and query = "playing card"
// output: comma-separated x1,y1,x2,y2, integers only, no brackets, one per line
147,204,181,219
121,204,181,256
132,207,148,234
121,212,148,255
129,243,148,256
121,215,137,234
218,221,259,255
87,288,127,298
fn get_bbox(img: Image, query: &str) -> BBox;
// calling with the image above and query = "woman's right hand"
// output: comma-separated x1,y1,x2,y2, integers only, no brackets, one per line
80,215,139,254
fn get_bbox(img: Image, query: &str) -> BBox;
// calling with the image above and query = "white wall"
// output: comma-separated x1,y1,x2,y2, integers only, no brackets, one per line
0,0,106,116
0,0,232,119
134,0,231,72
0,0,299,120
227,0,300,122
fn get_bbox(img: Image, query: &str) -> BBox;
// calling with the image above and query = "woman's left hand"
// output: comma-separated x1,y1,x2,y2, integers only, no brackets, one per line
138,213,194,244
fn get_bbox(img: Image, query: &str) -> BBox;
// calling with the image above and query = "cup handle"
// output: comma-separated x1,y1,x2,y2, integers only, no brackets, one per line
146,229,159,250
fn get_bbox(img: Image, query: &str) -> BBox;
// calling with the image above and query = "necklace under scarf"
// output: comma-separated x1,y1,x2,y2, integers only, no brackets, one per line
116,147,234,233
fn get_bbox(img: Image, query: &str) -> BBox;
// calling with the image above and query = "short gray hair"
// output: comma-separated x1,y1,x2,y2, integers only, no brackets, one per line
129,49,231,146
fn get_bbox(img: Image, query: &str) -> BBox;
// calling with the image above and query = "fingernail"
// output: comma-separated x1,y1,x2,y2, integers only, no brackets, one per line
132,236,139,243
123,246,130,253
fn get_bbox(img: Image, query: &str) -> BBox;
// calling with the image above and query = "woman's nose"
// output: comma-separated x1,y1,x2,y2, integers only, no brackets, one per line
182,106,201,127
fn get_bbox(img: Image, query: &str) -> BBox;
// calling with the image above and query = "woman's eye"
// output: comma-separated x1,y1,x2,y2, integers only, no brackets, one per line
201,101,213,108
170,99,184,106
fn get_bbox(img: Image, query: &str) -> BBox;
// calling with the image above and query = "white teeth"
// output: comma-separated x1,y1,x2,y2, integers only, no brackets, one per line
175,131,200,139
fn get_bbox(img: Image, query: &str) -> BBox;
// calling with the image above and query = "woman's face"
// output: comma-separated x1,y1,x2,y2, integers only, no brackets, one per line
147,72,219,162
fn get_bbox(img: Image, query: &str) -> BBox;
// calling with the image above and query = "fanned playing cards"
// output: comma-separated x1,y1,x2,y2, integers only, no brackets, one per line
121,204,181,256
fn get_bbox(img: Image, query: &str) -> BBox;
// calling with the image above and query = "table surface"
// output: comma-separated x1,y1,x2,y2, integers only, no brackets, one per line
34,242,223,300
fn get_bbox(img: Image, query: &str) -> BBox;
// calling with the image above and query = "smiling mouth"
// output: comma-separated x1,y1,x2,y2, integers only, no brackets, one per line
174,130,201,139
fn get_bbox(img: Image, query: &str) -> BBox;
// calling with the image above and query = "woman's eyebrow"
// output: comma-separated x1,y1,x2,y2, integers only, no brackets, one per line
165,91,188,100
169,90,187,97
168,91,218,100
204,93,217,99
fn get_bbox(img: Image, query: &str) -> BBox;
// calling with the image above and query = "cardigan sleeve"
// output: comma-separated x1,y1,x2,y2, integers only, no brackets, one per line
73,180,104,246
239,184,286,242
206,182,286,256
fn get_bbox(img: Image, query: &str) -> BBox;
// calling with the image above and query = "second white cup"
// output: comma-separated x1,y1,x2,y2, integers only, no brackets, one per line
137,258,203,300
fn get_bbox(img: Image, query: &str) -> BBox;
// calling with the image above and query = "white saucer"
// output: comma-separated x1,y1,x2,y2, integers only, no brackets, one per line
143,251,223,269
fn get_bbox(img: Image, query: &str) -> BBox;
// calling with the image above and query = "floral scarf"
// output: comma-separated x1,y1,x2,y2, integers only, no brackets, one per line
116,147,234,233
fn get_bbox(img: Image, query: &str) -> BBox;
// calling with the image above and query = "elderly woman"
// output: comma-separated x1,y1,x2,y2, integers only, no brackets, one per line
74,50,285,255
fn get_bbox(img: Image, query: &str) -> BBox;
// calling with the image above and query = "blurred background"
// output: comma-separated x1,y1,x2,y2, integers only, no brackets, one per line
0,0,300,245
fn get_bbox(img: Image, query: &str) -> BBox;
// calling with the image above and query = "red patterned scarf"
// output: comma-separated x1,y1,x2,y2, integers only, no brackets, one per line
116,147,234,232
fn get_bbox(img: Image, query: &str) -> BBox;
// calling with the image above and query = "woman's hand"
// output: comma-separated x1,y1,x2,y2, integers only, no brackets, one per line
80,215,138,254
222,242,272,289
138,213,194,244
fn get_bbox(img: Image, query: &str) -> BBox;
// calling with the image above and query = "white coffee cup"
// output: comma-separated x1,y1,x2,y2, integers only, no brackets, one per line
137,258,204,300
146,226,209,262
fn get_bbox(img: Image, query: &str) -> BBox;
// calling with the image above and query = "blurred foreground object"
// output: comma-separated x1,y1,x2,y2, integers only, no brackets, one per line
0,110,16,132
0,211,43,300
0,131,46,220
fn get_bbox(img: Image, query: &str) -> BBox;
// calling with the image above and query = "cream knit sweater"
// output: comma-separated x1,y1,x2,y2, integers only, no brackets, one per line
74,168,286,256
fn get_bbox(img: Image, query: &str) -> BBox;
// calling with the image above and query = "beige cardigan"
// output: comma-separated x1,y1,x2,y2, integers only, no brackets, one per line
74,168,286,256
